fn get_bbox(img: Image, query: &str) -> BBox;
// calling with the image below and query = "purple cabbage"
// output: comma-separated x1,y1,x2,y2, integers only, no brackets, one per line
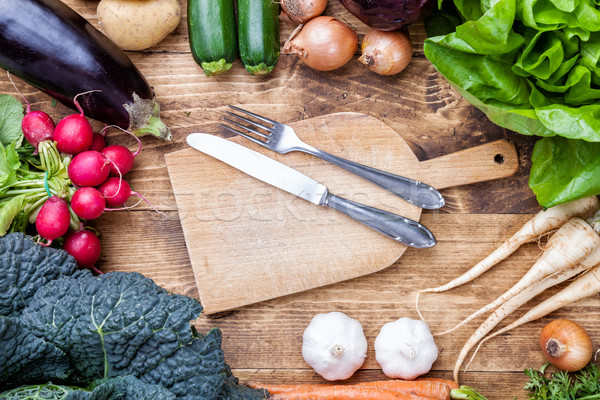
339,0,432,30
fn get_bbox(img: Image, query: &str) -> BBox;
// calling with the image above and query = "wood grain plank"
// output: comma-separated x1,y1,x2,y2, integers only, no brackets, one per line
166,113,520,313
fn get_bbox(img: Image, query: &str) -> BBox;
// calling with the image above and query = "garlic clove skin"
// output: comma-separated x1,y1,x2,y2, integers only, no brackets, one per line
374,317,438,380
302,311,367,381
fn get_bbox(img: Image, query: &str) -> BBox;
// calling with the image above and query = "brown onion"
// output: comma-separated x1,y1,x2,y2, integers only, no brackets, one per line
359,29,413,75
539,318,593,372
283,16,358,71
281,0,327,24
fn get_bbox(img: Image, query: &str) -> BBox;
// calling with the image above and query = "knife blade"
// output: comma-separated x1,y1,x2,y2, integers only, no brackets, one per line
187,133,436,248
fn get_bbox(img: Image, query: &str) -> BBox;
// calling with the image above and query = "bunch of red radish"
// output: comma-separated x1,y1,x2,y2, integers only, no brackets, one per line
24,92,147,274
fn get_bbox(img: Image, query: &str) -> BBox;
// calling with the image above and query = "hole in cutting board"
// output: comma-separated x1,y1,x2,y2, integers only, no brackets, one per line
494,154,505,164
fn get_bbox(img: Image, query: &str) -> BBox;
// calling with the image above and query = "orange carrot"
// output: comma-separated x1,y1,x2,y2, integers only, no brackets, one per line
416,378,459,390
269,385,436,400
246,383,318,394
357,380,451,400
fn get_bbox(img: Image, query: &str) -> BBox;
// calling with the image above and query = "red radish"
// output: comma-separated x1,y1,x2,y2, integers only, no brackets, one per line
54,91,97,155
97,177,135,207
97,177,163,216
54,114,93,155
63,229,102,274
22,110,55,152
89,132,107,152
99,125,142,176
7,71,55,152
68,150,111,187
35,196,70,245
71,187,106,220
102,145,136,176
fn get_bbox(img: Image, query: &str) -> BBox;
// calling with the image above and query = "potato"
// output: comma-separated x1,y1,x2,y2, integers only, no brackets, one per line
97,0,181,51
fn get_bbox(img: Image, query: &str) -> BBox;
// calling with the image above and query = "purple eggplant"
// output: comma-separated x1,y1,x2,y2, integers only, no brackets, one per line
0,0,171,140
339,0,432,31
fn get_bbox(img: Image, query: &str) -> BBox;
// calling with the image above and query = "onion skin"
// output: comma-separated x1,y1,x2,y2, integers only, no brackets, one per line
539,319,593,372
359,29,412,75
281,0,327,24
283,16,358,71
338,0,431,31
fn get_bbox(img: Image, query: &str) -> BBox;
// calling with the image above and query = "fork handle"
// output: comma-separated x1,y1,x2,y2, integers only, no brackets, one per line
303,147,445,209
323,193,436,248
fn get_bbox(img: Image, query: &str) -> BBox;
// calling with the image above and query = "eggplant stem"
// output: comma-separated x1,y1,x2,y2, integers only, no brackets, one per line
124,93,172,140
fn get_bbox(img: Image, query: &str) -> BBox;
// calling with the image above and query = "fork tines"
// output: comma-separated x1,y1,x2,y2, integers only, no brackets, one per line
220,105,275,145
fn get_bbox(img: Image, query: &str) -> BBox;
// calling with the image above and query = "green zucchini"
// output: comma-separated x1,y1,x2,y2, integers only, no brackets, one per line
187,0,237,76
237,0,280,76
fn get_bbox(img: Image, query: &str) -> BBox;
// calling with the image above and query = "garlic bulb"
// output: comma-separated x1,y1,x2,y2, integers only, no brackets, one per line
374,317,438,380
302,311,367,380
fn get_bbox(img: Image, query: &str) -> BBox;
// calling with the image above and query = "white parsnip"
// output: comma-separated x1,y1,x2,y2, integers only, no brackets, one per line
418,196,599,295
454,244,600,380
453,265,585,381
484,265,600,344
437,217,600,336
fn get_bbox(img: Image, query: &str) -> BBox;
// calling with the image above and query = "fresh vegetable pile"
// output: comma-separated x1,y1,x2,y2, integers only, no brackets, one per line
417,196,600,382
188,0,280,76
423,0,600,207
282,2,415,75
0,92,153,272
0,232,264,399
188,0,423,76
0,0,172,140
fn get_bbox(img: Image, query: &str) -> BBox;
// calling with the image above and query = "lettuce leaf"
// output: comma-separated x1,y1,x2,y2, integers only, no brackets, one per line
0,195,25,236
529,136,600,207
0,142,20,196
0,95,24,147
424,0,600,207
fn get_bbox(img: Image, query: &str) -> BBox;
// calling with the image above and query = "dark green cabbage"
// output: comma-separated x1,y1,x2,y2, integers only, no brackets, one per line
0,233,265,400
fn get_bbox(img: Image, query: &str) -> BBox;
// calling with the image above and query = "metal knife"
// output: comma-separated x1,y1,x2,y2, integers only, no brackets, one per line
187,133,436,248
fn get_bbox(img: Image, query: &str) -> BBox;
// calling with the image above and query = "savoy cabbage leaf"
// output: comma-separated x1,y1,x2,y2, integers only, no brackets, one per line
0,317,69,389
219,366,269,400
0,233,266,400
0,376,175,400
22,272,226,399
0,383,87,400
0,232,79,317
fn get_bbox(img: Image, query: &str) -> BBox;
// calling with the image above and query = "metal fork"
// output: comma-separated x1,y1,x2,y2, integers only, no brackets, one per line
220,105,445,209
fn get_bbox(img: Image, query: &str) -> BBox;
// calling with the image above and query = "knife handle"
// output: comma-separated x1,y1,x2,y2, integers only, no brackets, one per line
323,193,436,248
302,146,445,210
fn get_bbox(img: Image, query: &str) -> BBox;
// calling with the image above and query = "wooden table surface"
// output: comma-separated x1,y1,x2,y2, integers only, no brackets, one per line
3,1,599,398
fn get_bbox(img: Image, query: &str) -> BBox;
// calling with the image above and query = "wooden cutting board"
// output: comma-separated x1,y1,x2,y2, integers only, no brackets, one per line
165,112,518,314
